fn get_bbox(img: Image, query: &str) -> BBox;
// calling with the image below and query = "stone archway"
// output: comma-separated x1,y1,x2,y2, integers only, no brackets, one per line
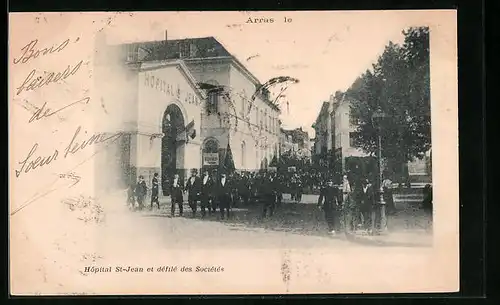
161,104,185,195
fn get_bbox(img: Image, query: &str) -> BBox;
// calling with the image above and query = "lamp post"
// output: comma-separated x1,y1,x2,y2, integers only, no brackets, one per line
371,107,388,234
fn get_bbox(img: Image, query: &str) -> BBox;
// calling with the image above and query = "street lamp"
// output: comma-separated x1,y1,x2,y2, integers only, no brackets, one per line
371,107,389,234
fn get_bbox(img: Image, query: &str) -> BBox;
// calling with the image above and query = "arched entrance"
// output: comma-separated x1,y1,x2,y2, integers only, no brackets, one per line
162,104,185,195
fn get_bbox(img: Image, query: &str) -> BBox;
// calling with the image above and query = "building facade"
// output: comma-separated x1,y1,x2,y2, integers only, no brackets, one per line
311,101,332,157
280,127,311,159
312,93,369,173
93,33,281,193
331,94,369,171
280,131,299,156
312,91,431,182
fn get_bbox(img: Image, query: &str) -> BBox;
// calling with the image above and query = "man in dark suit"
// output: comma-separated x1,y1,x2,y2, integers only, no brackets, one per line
185,169,202,217
170,173,184,217
261,173,278,218
318,178,341,234
127,182,136,210
150,173,160,210
210,173,218,215
200,170,213,218
135,175,147,211
361,178,377,233
217,173,232,220
238,172,251,206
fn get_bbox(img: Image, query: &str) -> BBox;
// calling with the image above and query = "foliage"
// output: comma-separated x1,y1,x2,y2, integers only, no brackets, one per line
346,27,431,168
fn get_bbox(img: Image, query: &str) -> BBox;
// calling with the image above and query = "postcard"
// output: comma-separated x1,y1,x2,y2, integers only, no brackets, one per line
9,10,458,295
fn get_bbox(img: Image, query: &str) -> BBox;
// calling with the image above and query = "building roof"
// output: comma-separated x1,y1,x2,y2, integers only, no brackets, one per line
312,101,330,128
119,36,232,60
110,36,280,112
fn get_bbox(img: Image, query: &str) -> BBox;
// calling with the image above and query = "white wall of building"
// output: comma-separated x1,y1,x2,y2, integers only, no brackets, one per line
185,61,230,87
136,63,204,176
334,100,368,158
227,64,280,170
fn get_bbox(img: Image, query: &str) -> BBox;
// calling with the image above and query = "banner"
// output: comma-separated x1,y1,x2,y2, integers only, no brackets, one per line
203,153,219,166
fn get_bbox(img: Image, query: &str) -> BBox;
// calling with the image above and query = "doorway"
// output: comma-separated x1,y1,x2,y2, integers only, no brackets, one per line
161,104,185,195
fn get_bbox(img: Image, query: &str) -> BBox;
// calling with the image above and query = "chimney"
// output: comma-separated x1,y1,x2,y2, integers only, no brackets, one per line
94,30,107,64
165,30,168,42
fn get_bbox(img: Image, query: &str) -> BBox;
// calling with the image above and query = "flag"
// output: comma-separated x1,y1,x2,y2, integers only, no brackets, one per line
222,142,235,174
269,155,279,167
182,120,196,141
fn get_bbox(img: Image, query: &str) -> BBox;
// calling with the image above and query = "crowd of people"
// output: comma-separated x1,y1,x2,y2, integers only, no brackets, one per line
126,168,432,235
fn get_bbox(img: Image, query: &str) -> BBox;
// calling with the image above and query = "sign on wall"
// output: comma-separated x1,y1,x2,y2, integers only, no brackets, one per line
143,71,201,107
203,153,219,166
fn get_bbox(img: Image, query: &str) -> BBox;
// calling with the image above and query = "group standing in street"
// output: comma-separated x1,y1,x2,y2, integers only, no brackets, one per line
125,167,421,236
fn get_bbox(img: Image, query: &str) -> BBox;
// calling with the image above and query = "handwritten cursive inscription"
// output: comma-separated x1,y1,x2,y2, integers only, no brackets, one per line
64,126,122,159
16,60,84,95
15,127,122,178
13,39,72,65
15,144,59,178
29,97,90,123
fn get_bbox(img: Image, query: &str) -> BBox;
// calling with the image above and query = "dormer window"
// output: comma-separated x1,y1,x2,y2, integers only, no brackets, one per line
179,42,190,58
207,90,219,115
126,45,138,62
189,43,198,58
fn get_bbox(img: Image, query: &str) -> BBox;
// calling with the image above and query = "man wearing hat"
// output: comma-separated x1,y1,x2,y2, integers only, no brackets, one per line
318,177,341,235
200,170,213,218
170,173,184,217
261,172,278,218
150,173,160,210
135,175,147,211
185,169,202,217
216,172,232,220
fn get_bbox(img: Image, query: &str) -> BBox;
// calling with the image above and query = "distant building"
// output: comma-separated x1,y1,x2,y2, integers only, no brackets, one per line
331,93,369,171
312,101,333,157
312,91,431,182
280,132,299,156
280,127,311,158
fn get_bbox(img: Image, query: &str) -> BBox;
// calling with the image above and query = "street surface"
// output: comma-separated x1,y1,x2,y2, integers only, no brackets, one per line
117,191,433,248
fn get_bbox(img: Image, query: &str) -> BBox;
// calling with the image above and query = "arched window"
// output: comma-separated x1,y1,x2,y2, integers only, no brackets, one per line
203,138,219,153
204,79,220,115
264,109,268,131
241,90,247,115
256,149,260,169
241,141,246,168
260,110,264,130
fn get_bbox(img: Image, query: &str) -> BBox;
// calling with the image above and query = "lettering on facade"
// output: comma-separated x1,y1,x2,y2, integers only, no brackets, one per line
144,71,200,106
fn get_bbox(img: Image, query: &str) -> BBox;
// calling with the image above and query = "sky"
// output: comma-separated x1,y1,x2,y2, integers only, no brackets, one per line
102,11,437,138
